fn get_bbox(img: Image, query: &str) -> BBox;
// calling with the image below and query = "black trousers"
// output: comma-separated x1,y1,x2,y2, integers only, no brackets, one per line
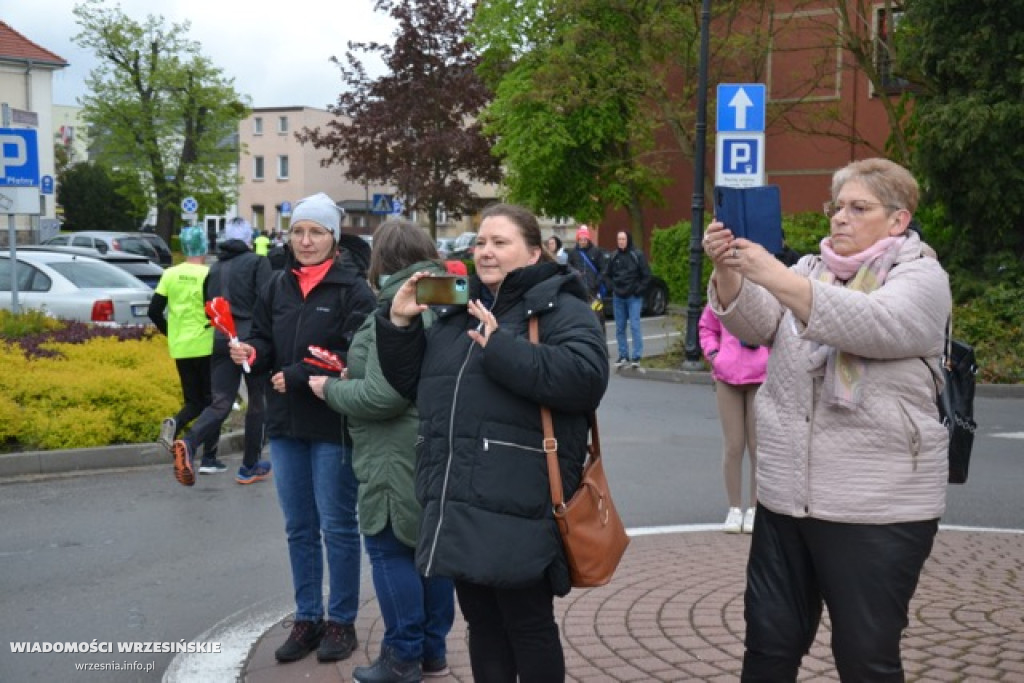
173,356,215,457
741,504,938,682
184,343,267,467
455,579,564,683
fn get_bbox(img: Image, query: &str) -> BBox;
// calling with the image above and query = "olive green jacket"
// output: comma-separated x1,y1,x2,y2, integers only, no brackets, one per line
323,260,444,547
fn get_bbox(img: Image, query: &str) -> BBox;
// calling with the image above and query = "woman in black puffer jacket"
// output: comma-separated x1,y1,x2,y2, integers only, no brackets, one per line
376,203,609,682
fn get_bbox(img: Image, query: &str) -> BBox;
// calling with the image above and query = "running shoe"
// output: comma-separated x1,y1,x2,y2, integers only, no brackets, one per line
172,440,195,487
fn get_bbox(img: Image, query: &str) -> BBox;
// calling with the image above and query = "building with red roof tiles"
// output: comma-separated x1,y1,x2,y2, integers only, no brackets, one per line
0,21,68,242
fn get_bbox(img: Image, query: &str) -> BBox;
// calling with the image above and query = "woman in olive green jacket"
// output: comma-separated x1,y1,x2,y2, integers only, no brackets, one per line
309,220,454,680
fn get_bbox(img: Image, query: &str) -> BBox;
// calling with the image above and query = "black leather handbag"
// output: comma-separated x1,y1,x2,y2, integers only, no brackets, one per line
937,323,978,484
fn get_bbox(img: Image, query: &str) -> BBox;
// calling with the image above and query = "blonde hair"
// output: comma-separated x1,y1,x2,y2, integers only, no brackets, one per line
831,158,919,214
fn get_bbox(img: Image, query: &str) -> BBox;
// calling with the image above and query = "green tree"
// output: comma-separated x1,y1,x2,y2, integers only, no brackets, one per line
72,0,248,244
894,0,1024,264
298,0,501,236
56,162,146,232
473,0,694,249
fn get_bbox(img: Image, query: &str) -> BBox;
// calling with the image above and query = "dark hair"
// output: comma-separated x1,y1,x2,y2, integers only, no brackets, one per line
367,219,439,287
480,203,554,263
547,234,562,251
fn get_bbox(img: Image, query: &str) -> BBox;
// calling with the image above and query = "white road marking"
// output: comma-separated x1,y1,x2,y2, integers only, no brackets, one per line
163,596,292,683
991,432,1024,439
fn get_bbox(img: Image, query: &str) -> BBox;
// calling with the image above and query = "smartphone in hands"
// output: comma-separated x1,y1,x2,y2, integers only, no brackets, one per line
415,275,470,306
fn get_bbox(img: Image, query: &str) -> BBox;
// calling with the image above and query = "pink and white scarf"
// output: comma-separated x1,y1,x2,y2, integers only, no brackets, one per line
811,234,905,408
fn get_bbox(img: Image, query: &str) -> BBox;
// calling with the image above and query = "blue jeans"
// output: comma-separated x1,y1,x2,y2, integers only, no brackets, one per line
613,295,644,361
271,437,360,624
364,525,454,663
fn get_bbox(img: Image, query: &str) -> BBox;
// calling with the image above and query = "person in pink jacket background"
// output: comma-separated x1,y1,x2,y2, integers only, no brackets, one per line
699,303,770,534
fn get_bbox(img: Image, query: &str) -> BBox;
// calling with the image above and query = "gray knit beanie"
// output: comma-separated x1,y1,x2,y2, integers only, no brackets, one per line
289,193,344,240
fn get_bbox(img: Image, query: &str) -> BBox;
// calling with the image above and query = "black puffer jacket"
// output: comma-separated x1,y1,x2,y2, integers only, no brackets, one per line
205,240,273,343
375,261,609,595
246,251,376,444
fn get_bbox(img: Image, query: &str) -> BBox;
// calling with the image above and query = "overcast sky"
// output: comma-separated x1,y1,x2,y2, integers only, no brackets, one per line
5,0,396,109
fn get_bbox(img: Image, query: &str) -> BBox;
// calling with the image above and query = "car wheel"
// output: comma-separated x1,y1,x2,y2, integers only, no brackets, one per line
645,283,668,316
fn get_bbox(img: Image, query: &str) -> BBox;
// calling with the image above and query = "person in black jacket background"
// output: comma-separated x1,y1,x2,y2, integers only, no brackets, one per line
230,193,376,665
605,230,651,368
376,203,609,682
174,218,274,483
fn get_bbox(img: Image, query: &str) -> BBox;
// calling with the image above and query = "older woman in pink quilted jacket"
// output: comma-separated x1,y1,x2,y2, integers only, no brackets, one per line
703,158,951,682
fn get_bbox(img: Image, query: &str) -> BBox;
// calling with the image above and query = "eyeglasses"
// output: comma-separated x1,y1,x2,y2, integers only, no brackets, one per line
823,200,899,219
289,228,332,241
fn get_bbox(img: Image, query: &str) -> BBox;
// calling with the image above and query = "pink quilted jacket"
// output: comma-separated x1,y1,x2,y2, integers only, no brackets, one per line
699,304,770,385
708,232,951,524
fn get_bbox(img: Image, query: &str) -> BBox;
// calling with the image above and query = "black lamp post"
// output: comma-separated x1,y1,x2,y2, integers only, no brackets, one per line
683,0,713,369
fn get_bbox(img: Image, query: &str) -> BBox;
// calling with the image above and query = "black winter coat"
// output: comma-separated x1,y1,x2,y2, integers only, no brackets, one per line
246,251,376,444
605,234,651,299
205,240,273,343
375,261,609,595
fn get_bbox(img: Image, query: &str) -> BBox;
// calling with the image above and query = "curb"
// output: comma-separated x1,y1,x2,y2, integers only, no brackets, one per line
617,366,1024,398
0,430,245,480
1,370,1021,480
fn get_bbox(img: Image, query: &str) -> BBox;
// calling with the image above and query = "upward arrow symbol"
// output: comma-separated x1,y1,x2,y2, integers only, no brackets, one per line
729,88,754,130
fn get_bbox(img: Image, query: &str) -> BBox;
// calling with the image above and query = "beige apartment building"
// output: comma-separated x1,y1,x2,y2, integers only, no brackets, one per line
237,106,499,239
237,106,400,237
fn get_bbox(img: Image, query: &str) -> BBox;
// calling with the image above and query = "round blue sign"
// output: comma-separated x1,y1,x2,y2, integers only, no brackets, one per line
181,196,198,213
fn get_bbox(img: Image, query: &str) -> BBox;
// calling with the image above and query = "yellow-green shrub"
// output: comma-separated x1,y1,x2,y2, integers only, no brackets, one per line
0,335,182,451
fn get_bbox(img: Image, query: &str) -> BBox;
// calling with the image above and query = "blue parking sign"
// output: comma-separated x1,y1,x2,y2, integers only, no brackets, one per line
0,128,40,187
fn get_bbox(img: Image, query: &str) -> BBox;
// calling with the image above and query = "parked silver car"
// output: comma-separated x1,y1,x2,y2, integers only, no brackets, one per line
42,231,162,263
1,250,154,326
19,245,164,289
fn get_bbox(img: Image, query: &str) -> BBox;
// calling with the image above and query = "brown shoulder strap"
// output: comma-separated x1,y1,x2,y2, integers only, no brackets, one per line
530,316,601,510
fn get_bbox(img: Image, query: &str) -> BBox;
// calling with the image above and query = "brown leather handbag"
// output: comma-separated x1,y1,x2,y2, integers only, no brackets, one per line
530,317,629,587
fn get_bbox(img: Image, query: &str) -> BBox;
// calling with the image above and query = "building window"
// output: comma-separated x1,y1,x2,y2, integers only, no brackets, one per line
278,116,288,134
253,117,263,135
875,5,910,95
253,156,265,181
252,205,264,230
278,155,289,180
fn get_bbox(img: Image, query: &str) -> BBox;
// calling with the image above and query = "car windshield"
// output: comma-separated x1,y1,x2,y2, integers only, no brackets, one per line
117,237,157,257
48,260,146,289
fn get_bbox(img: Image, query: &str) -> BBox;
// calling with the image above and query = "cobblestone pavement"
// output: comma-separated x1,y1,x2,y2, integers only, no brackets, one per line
243,528,1024,682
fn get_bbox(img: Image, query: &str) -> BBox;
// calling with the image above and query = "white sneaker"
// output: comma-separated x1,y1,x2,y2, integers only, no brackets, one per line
158,418,176,453
723,507,743,534
742,507,756,534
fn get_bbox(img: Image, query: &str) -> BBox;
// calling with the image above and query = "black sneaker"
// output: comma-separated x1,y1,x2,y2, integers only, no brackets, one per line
198,457,227,474
353,646,422,683
422,657,450,677
274,619,325,663
317,620,357,662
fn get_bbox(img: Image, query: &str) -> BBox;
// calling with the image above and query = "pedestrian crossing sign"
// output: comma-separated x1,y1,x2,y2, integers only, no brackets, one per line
371,194,394,215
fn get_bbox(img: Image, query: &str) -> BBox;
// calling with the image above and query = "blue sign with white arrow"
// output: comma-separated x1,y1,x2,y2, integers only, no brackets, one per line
716,84,766,133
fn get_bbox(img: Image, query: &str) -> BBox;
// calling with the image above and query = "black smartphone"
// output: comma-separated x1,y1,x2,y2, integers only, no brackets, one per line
415,275,470,306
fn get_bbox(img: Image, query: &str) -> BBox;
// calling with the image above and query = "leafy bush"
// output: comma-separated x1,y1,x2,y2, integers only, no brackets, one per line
0,318,180,451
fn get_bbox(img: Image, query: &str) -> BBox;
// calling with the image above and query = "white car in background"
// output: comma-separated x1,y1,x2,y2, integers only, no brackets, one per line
1,250,154,326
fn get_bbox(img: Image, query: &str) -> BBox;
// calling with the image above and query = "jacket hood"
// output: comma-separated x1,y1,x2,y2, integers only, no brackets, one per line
216,239,250,260
617,232,635,251
468,261,590,318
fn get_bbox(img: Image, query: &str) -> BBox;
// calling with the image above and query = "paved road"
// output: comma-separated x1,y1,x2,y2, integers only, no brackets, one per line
1,344,1021,681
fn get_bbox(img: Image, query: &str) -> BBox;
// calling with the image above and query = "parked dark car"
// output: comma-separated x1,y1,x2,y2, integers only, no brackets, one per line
20,245,165,289
137,233,173,265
